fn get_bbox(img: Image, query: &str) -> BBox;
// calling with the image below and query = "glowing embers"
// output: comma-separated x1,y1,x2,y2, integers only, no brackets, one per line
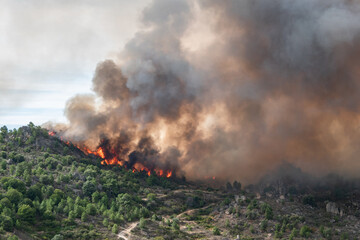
130,162,172,178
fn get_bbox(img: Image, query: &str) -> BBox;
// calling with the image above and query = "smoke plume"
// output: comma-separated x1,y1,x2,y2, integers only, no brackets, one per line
51,0,360,184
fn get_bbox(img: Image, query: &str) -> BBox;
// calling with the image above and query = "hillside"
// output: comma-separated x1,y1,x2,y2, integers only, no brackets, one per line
0,123,359,240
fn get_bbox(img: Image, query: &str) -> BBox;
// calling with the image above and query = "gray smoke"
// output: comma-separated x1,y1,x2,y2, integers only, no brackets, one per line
50,0,360,184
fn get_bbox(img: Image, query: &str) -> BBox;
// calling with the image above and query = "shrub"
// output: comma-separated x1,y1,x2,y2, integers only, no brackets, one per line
6,235,18,240
302,195,316,207
51,235,64,240
147,193,156,202
17,204,36,223
289,228,298,240
86,203,97,216
300,225,312,238
112,224,119,234
265,206,273,220
1,215,14,231
213,226,221,235
102,218,109,227
6,189,23,205
172,221,180,231
82,181,96,197
260,220,267,231
139,217,146,229
249,225,255,233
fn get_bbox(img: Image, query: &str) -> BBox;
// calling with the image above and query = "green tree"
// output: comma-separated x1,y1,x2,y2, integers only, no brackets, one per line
0,198,12,209
139,217,146,229
26,185,43,201
147,193,156,202
172,221,180,231
265,206,273,220
50,189,64,205
300,225,311,238
302,195,316,207
1,177,26,193
81,212,88,222
86,203,97,216
213,226,220,235
17,204,36,223
7,235,18,240
103,218,109,227
83,181,96,197
260,220,268,231
112,224,119,234
289,228,298,240
51,234,64,240
1,215,14,231
6,189,23,205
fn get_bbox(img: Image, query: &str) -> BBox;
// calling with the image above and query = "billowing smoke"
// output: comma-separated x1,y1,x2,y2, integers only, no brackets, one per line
50,0,360,184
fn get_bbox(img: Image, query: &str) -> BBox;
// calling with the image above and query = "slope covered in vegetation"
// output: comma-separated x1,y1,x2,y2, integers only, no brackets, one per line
0,123,359,240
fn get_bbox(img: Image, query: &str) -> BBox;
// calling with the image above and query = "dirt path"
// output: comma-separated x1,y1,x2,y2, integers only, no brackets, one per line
176,203,215,219
118,222,138,240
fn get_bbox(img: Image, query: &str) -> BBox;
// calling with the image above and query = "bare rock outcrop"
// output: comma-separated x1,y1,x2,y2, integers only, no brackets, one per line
326,202,344,216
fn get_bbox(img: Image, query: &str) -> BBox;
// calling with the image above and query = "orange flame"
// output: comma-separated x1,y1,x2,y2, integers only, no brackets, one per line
48,131,173,178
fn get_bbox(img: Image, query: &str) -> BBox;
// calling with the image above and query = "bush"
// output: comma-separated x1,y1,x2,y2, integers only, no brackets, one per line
245,210,258,220
147,193,156,202
300,225,311,238
7,235,18,240
26,185,43,201
83,181,96,197
12,154,25,163
302,195,316,207
112,224,118,234
289,228,298,240
172,221,180,231
1,215,14,231
213,226,221,235
51,235,64,240
81,212,88,222
17,204,36,223
265,206,273,220
86,203,97,216
40,175,54,185
6,188,23,205
139,217,146,229
103,218,109,227
260,220,267,231
1,177,26,193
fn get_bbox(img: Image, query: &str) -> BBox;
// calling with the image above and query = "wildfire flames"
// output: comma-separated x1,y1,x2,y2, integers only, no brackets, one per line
44,0,360,184
49,131,172,178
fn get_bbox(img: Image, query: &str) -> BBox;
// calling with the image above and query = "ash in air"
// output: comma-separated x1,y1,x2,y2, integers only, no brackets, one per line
47,0,360,184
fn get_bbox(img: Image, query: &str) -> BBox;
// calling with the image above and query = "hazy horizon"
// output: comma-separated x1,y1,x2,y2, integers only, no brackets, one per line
0,0,150,128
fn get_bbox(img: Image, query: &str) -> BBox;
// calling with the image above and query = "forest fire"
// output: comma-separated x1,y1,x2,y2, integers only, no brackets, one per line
48,131,173,178
48,131,56,136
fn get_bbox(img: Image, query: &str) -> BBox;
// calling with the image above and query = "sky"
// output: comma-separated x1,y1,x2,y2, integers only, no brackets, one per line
0,0,150,129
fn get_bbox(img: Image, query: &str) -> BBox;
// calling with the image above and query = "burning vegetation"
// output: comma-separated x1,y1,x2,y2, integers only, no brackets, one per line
46,0,360,184
48,131,173,178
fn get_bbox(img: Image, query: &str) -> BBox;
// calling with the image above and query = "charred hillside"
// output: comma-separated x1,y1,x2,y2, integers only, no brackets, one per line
0,123,359,239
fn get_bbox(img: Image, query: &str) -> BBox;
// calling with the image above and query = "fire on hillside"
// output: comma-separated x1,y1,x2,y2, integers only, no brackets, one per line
48,131,172,178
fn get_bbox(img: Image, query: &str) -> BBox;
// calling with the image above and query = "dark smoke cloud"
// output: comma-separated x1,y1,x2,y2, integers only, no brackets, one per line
51,0,360,184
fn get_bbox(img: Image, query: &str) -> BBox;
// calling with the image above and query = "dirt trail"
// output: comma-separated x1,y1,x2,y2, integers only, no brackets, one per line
176,203,215,219
118,222,138,240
